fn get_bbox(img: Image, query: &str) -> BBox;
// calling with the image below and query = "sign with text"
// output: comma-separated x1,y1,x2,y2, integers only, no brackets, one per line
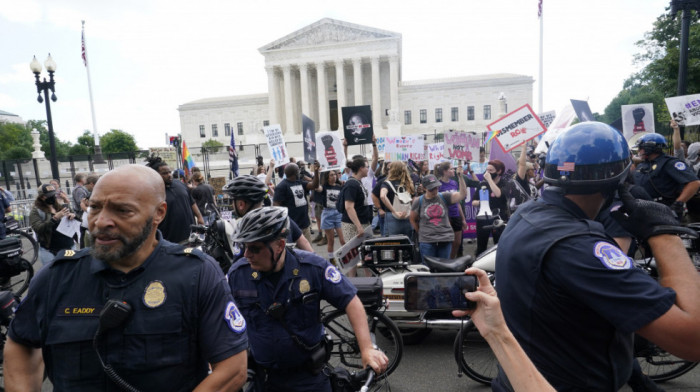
148,147,179,170
316,131,346,172
665,93,700,127
444,131,482,162
538,110,556,129
342,105,374,145
302,114,317,163
384,136,424,162
621,103,655,140
487,104,547,152
375,136,386,154
263,124,290,167
535,104,576,154
427,143,445,170
333,227,373,273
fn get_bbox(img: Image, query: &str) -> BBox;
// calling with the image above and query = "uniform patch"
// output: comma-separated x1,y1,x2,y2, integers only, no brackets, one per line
593,242,632,270
143,281,167,308
63,250,75,257
232,244,242,256
652,164,657,171
183,247,193,254
299,279,310,294
675,161,687,171
325,265,342,284
224,301,246,333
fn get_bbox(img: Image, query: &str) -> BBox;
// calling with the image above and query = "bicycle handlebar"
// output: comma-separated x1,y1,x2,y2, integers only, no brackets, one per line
359,368,376,392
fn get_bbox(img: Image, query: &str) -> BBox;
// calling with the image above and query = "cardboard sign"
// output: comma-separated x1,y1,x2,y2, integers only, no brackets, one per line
487,104,547,152
621,103,655,140
148,147,179,170
427,143,445,170
342,105,374,145
444,131,482,162
263,124,290,167
333,227,373,273
384,136,424,162
538,110,556,129
665,93,700,126
302,114,317,164
316,131,346,172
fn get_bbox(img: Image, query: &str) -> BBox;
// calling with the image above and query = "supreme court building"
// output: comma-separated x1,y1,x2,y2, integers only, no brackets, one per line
178,18,534,147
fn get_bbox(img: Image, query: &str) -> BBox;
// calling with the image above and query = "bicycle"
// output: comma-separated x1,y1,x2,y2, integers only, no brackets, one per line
0,236,34,298
3,217,39,266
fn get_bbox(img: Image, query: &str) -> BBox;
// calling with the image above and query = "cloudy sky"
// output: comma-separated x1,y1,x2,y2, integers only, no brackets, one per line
0,0,670,149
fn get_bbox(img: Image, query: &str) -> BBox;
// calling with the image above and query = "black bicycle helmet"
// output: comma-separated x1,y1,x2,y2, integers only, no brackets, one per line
223,175,269,203
230,207,289,244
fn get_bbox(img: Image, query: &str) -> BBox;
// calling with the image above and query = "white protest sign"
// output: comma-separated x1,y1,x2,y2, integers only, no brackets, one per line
148,147,179,170
427,143,445,170
621,103,655,140
263,124,290,167
665,93,700,126
444,131,482,162
538,110,556,129
384,136,424,162
375,136,386,154
488,104,547,153
316,131,346,172
535,104,576,154
333,227,373,273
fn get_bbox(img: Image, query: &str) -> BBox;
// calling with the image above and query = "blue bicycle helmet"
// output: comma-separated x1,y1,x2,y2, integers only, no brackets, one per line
636,133,667,155
544,122,631,194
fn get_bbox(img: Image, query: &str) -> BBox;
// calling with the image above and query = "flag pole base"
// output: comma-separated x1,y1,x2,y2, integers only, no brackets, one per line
93,144,106,164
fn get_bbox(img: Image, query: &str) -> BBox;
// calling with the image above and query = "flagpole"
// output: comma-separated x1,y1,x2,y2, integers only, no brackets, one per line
82,20,105,163
538,1,544,113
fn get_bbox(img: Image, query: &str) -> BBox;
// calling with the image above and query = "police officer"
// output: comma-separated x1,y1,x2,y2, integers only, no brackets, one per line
633,132,700,220
227,207,388,392
494,122,700,391
222,175,313,257
5,165,248,392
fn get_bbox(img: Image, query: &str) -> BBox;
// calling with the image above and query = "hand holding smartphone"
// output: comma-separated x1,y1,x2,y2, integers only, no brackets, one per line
404,273,478,311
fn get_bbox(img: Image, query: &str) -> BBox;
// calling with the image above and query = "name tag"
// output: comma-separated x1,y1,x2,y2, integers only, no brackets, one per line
58,306,102,317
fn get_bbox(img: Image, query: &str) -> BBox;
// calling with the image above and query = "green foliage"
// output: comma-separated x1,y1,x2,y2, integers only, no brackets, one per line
100,129,139,154
202,139,224,153
0,123,32,159
76,130,95,155
3,146,31,160
69,144,91,156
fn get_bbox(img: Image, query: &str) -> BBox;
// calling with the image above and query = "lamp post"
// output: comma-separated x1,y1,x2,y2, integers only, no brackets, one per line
30,54,60,180
670,0,700,139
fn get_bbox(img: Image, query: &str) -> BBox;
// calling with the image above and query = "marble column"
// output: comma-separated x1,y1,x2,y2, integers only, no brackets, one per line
352,58,363,106
371,56,381,129
299,63,311,119
282,64,294,134
316,61,329,132
265,66,279,127
389,56,399,120
335,59,346,131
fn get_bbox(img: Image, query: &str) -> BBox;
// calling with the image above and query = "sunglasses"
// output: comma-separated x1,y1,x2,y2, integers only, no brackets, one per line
246,244,265,254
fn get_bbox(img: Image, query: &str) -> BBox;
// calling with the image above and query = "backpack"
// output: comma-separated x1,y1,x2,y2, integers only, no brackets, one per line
385,181,412,216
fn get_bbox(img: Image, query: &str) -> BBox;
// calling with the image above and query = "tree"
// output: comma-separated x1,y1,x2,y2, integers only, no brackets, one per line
202,139,224,153
0,123,32,159
100,129,139,154
76,130,95,155
3,146,32,160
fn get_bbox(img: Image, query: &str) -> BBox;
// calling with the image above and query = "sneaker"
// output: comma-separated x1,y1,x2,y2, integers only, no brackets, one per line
318,237,328,246
312,233,323,243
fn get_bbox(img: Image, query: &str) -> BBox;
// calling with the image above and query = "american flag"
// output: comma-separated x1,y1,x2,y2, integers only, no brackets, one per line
229,131,239,177
538,0,543,18
557,162,575,172
81,30,87,67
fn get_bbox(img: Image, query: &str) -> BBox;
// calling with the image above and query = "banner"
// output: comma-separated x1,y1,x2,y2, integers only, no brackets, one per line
316,131,346,172
621,103,655,140
333,227,373,273
427,143,445,170
384,136,424,162
487,104,547,152
571,99,595,122
665,93,700,126
444,131,482,162
302,114,317,163
342,105,374,145
263,124,290,167
538,110,556,129
375,136,386,154
535,103,576,154
149,147,178,170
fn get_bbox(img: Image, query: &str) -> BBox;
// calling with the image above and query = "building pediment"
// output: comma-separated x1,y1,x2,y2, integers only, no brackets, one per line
259,18,400,52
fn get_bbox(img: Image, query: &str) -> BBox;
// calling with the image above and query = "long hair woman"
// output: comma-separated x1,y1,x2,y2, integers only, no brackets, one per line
317,170,346,262
30,183,76,264
379,161,415,237
435,161,468,259
472,159,509,257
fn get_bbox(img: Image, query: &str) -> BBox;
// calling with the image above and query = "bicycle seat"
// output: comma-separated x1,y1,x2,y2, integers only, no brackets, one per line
423,255,473,273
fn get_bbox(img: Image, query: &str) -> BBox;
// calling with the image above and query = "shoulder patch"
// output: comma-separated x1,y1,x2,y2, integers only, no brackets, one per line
52,248,90,264
165,244,208,262
325,265,342,284
674,161,687,171
224,301,246,333
593,241,632,270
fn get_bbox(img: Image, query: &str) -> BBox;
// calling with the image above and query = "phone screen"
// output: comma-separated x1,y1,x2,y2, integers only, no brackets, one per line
404,273,477,311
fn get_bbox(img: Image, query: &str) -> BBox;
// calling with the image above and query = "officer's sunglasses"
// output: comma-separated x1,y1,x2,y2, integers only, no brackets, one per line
245,244,265,254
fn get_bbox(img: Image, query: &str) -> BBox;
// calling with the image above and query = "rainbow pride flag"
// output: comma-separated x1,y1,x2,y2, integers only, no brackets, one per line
182,140,195,175
484,130,497,146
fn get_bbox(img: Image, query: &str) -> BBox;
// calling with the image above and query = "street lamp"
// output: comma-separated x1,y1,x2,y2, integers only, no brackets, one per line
30,54,60,180
670,0,700,139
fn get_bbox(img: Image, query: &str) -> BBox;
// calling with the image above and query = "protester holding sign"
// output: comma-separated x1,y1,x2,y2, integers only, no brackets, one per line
379,161,415,237
435,161,469,259
472,160,509,257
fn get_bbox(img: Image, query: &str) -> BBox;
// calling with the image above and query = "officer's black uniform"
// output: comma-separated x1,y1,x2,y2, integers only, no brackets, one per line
494,190,676,391
9,233,248,391
634,154,699,205
228,249,357,392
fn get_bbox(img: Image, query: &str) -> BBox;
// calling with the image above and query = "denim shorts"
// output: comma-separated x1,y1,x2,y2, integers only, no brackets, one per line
321,208,342,230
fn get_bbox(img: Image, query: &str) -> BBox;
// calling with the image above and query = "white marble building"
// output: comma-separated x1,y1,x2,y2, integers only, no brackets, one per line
178,18,533,147
0,110,25,125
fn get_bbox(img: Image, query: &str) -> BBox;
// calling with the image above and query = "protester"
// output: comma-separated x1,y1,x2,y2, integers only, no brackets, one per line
49,179,71,206
340,156,372,243
191,171,217,225
465,147,488,175
435,161,468,259
29,184,76,264
0,187,10,240
272,162,320,242
343,136,380,209
317,170,345,262
410,173,467,263
379,161,415,238
472,159,509,257
508,143,539,212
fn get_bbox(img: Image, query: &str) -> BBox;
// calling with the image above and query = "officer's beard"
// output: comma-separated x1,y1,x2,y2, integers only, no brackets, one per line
90,217,153,263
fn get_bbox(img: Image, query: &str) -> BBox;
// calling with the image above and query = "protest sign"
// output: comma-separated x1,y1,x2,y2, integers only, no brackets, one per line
149,147,179,170
316,131,346,172
342,105,374,145
427,143,445,170
302,114,317,163
621,103,655,140
444,131,481,162
538,110,556,129
263,124,290,167
333,227,373,273
375,136,386,154
571,99,595,122
665,93,700,126
384,136,424,162
535,104,576,154
487,104,547,152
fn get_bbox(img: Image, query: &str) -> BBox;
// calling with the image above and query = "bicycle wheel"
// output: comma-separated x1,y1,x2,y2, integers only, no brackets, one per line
6,230,38,266
637,348,699,382
322,308,403,377
2,259,34,297
454,321,498,385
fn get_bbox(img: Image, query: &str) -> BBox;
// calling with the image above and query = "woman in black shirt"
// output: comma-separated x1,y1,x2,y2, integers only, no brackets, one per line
472,159,509,257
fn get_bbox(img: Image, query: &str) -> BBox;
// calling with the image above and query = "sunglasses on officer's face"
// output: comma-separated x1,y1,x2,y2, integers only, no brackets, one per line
246,244,264,254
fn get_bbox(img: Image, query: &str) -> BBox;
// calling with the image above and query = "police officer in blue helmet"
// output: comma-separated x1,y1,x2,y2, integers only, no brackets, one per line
227,207,388,391
633,132,700,221
494,122,700,391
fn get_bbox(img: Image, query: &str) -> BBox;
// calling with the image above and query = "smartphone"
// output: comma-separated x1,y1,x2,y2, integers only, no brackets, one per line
404,273,477,311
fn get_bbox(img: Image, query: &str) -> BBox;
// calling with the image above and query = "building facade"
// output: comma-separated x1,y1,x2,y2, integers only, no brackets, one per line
178,18,534,147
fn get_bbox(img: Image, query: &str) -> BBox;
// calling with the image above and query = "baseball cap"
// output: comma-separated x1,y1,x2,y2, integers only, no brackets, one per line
422,174,441,190
38,184,57,198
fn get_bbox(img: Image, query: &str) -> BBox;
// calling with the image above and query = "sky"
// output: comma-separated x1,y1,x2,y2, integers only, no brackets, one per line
0,0,672,150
